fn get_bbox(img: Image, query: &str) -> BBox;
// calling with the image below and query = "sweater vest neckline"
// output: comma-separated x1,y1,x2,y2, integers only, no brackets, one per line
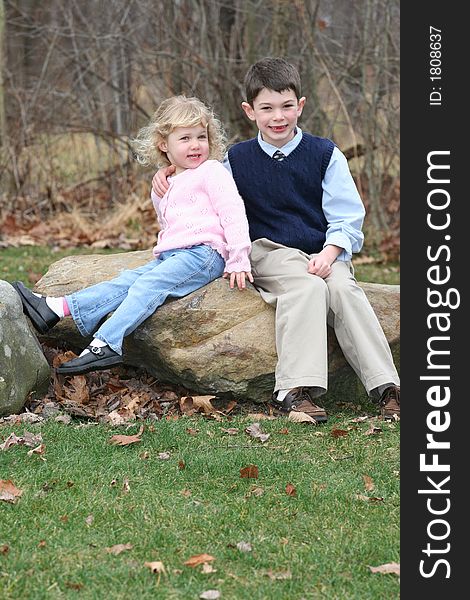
256,133,309,165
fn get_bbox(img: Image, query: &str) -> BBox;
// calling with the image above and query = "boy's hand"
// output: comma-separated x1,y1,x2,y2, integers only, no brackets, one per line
152,165,176,197
223,271,254,290
307,245,342,279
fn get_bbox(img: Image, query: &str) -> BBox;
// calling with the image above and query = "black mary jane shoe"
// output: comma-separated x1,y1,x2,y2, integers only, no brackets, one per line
56,345,123,375
11,281,60,334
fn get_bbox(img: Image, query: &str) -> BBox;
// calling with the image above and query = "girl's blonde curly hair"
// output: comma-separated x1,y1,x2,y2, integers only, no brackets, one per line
132,95,226,168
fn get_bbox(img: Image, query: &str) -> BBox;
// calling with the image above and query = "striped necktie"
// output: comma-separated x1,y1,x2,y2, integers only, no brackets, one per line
272,150,286,161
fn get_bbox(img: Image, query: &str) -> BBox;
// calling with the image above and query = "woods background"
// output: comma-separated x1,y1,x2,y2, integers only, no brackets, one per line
0,0,399,259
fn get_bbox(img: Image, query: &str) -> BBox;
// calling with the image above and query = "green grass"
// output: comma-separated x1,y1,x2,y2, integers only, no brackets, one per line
0,415,399,599
0,246,126,285
0,246,399,287
0,245,399,597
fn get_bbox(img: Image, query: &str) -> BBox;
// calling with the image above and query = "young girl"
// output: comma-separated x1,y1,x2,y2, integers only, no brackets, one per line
13,95,253,375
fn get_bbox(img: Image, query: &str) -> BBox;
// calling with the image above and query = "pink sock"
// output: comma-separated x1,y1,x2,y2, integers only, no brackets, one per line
63,297,71,317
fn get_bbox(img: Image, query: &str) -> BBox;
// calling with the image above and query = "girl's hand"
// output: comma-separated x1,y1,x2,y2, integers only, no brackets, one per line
152,165,176,197
223,271,254,290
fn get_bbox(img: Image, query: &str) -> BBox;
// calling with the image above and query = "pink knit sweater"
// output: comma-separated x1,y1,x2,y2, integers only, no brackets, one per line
151,160,251,273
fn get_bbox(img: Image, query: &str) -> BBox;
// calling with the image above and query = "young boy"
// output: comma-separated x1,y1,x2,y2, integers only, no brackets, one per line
153,57,400,422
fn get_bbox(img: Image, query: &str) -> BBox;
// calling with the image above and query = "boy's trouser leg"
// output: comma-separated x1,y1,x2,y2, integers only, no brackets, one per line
324,260,400,397
67,245,225,354
250,238,329,393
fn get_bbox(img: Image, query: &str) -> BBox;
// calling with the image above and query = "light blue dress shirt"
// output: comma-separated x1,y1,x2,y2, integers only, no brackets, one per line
223,127,365,262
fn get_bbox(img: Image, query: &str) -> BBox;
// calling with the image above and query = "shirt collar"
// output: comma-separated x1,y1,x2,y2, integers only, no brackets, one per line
257,127,303,157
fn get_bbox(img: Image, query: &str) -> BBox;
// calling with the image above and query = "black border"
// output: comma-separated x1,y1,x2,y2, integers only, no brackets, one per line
401,3,465,596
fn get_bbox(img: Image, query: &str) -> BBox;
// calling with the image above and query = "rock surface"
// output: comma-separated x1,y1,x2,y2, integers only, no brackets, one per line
37,250,400,404
0,280,51,416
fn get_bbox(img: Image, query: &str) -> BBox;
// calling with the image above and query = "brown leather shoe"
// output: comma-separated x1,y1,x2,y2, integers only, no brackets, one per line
271,387,328,423
380,385,400,420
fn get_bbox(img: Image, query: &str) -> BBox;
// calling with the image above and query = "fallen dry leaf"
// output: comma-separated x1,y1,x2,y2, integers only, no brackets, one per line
184,553,215,568
186,428,199,435
85,515,94,526
65,582,84,591
363,475,375,492
106,410,128,426
288,411,317,424
27,444,46,457
330,429,348,438
221,427,239,436
158,452,171,460
0,480,23,503
1,544,9,554
278,427,289,434
180,395,216,415
350,416,371,423
355,494,384,502
364,423,383,435
222,400,237,414
178,460,185,470
285,483,297,497
0,433,22,451
65,376,90,404
246,413,275,420
106,543,133,555
200,591,221,600
245,423,270,443
0,431,43,451
265,569,292,580
247,485,264,497
38,540,47,548
240,464,259,479
144,560,166,574
369,562,400,576
108,424,144,446
236,541,252,553
201,562,217,574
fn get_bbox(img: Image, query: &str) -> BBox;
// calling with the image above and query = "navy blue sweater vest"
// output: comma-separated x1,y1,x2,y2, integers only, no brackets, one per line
228,133,335,254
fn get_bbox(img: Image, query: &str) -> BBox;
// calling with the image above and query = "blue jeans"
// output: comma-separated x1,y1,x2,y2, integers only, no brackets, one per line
65,245,225,354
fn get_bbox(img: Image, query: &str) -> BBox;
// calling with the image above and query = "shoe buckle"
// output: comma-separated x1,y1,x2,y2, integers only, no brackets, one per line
91,346,102,355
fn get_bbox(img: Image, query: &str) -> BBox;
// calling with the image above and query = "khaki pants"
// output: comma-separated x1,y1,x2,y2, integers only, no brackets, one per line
250,238,400,397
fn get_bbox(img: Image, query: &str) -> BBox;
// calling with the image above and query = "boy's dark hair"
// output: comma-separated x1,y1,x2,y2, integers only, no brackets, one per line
244,57,301,106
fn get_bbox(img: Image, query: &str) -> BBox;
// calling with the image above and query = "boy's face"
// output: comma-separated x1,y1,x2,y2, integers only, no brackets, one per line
242,88,306,148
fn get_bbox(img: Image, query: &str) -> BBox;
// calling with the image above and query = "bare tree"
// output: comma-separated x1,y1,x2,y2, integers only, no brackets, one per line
1,0,400,246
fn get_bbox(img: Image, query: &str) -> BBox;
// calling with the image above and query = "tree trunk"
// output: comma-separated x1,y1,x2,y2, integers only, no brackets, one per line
0,0,6,152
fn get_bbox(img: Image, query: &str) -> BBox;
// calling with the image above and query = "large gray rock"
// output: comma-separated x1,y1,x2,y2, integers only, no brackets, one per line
37,251,400,404
0,280,51,416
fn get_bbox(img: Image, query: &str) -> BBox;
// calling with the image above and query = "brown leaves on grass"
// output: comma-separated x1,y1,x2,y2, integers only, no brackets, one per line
145,561,166,575
369,562,400,576
184,553,215,568
108,424,144,446
0,480,23,503
363,475,375,492
245,422,270,443
180,395,217,415
288,411,317,424
0,431,43,451
240,464,259,479
285,483,297,497
105,543,133,555
330,428,348,438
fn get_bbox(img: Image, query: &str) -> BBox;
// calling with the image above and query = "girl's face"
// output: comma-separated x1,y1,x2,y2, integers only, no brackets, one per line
159,124,210,174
